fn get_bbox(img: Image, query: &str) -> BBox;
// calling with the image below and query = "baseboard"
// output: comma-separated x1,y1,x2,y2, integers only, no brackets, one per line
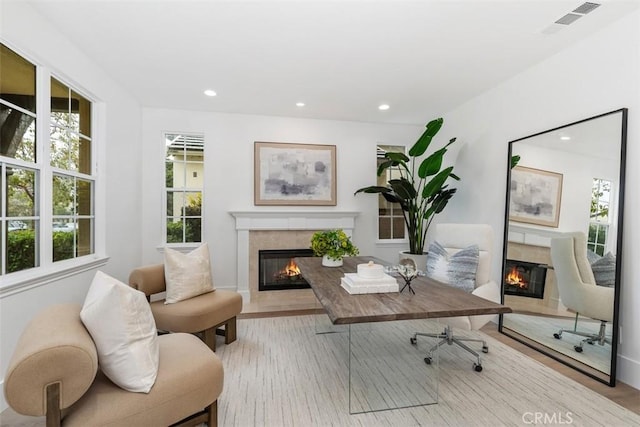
617,354,640,390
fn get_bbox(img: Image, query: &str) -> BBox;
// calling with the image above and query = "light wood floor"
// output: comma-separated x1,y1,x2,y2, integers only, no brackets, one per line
2,296,638,426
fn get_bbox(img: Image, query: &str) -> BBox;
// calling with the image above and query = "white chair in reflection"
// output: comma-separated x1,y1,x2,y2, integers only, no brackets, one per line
410,223,500,372
550,232,614,352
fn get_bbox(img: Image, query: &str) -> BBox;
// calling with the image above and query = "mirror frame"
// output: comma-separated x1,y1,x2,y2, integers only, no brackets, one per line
499,108,628,387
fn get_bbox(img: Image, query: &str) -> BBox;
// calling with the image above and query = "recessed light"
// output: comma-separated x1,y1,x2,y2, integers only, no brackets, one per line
296,102,305,107
378,104,390,111
203,89,217,97
560,136,571,141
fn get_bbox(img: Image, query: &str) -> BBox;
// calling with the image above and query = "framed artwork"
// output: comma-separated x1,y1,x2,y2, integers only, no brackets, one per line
509,166,563,227
254,142,337,206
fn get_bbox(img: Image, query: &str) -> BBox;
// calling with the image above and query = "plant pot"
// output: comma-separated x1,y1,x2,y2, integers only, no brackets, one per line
322,255,343,267
399,251,428,271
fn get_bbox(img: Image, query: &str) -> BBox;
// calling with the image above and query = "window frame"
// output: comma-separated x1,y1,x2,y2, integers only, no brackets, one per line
588,177,614,256
376,144,407,243
162,132,204,247
0,42,107,294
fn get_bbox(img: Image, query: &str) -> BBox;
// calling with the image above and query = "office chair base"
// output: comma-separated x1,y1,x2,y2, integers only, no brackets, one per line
411,325,487,372
553,320,610,352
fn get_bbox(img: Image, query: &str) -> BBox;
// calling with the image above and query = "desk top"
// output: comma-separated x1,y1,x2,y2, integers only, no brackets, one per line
296,256,512,325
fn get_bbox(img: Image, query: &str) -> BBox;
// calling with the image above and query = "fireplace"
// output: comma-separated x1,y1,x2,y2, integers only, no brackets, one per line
258,249,314,291
504,259,548,299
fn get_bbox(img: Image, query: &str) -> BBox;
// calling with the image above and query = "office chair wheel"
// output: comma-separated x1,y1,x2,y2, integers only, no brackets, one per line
553,333,562,339
424,357,432,365
482,346,489,353
574,346,583,353
410,337,417,345
473,363,483,372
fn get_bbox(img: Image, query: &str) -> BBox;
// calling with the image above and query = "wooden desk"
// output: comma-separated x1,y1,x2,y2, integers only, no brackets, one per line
296,255,512,414
296,256,512,324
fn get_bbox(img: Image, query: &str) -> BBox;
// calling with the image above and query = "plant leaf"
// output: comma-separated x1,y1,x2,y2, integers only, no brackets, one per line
408,118,443,157
422,167,454,199
417,148,446,178
353,185,392,195
385,152,409,163
389,178,416,200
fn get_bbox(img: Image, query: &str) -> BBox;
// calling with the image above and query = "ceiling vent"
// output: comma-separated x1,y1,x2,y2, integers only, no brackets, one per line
555,13,583,25
541,2,601,33
573,2,601,15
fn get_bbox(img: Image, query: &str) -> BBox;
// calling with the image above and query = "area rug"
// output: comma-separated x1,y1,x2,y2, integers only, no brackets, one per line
215,314,639,427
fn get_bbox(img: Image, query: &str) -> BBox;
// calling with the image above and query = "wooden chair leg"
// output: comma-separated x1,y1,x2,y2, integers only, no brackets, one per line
225,316,237,345
203,327,216,351
45,382,61,427
208,400,217,427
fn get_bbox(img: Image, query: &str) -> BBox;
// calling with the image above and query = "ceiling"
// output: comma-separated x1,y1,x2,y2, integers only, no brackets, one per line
25,0,639,126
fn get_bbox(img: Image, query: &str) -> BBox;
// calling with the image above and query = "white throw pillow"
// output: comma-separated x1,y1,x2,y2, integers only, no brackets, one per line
426,241,479,293
80,271,159,393
164,243,215,304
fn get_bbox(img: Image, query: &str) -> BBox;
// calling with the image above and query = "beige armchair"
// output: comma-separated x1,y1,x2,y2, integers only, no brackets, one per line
550,232,614,352
129,264,243,351
4,304,223,426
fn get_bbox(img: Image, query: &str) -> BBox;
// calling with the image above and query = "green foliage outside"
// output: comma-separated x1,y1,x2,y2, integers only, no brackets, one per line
53,231,75,262
6,230,36,273
6,229,76,273
166,193,201,243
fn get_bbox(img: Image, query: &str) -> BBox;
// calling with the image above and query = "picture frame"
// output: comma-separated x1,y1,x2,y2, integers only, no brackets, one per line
509,166,563,227
254,142,337,206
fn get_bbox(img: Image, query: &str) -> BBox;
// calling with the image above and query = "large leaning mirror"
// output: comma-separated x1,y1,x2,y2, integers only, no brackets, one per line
499,109,627,386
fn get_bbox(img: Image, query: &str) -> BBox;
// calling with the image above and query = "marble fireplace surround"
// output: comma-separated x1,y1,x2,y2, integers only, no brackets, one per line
230,211,359,303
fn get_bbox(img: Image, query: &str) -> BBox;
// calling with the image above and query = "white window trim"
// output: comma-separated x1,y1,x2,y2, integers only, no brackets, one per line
0,48,106,292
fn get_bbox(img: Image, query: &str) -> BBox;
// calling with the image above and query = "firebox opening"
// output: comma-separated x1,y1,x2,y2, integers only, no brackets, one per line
258,249,314,291
504,259,548,299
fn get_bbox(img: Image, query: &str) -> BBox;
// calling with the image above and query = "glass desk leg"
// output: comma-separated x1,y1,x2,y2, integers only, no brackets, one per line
348,319,440,414
315,313,348,335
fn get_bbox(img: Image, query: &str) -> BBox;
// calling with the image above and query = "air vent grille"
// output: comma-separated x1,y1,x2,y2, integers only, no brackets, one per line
555,13,583,25
573,2,601,15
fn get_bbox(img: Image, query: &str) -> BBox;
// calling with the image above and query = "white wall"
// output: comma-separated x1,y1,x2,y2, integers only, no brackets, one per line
141,109,424,285
440,11,640,388
0,2,143,410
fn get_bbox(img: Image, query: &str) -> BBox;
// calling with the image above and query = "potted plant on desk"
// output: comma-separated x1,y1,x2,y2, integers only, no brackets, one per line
310,229,359,267
354,117,460,268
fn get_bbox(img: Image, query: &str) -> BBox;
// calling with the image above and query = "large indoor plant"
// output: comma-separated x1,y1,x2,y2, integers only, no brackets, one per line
355,117,459,259
310,229,359,267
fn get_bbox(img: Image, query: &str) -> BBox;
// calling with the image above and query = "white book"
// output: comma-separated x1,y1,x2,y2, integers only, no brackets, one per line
340,274,399,294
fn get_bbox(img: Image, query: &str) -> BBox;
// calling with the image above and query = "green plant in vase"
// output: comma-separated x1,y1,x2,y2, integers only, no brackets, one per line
310,229,359,267
355,117,459,261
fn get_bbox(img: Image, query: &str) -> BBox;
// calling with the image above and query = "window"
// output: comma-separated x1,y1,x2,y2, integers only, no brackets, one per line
51,78,94,261
164,133,203,244
377,145,405,240
1,42,97,279
588,178,611,256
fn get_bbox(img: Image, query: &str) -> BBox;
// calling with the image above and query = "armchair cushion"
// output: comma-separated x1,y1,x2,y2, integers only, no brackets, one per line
164,243,215,303
80,271,159,393
426,241,479,293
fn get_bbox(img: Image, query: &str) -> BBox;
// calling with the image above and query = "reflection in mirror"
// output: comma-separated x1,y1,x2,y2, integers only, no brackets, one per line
500,109,627,386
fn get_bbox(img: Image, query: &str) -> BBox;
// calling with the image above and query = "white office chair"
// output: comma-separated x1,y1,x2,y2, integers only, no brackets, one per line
410,223,500,372
550,232,614,352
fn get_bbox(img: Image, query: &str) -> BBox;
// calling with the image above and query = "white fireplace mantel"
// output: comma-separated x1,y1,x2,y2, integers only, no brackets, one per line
229,211,359,302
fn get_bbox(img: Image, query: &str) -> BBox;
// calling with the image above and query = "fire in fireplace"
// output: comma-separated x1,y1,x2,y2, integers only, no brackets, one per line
258,249,314,291
504,259,548,299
